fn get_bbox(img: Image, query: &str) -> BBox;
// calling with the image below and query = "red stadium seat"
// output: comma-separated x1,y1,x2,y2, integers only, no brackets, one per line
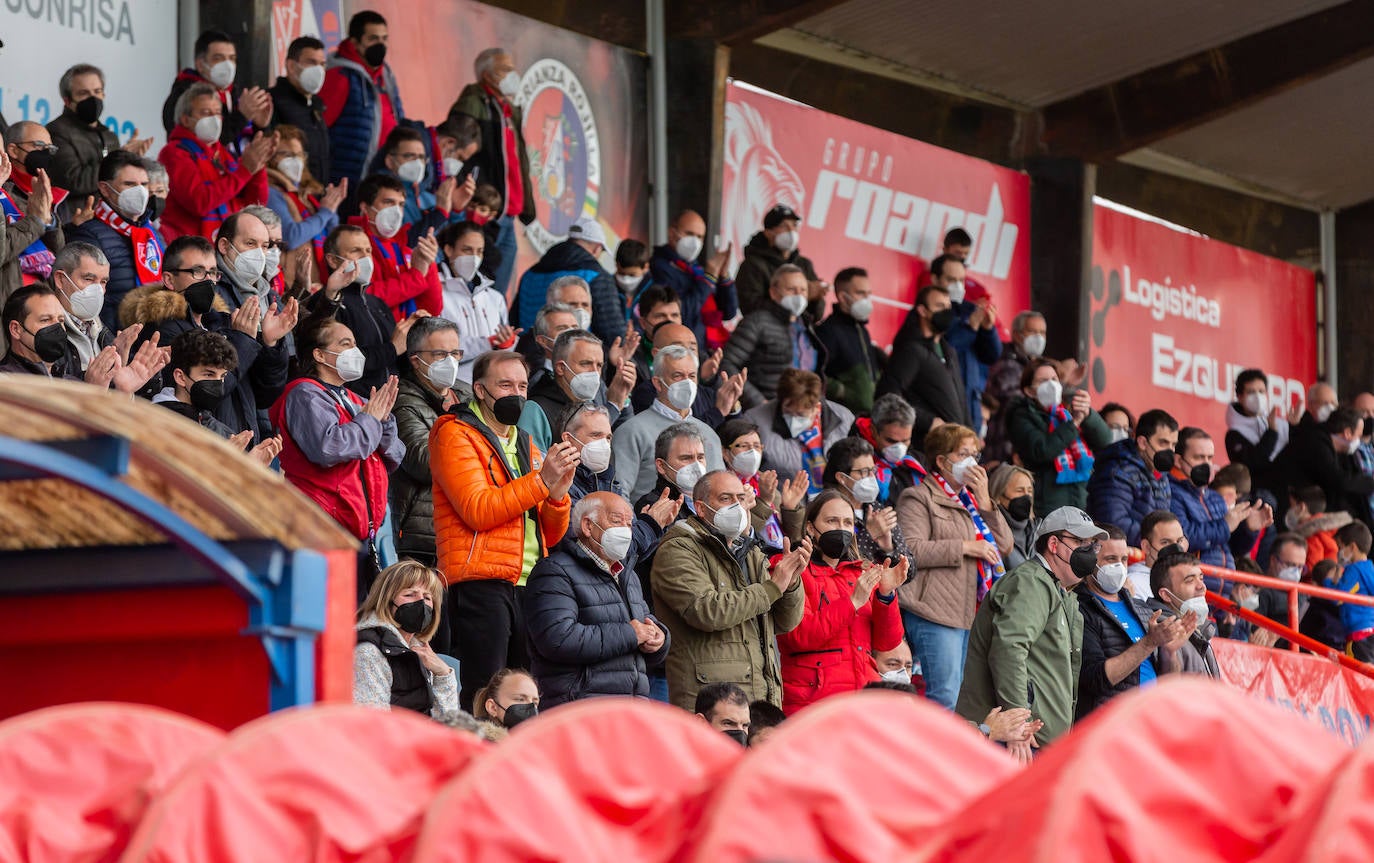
411,698,741,863
686,690,1018,863
119,704,484,863
0,702,225,863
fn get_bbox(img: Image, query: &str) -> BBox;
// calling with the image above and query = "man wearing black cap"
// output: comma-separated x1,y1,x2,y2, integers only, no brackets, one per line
956,505,1106,756
735,203,825,318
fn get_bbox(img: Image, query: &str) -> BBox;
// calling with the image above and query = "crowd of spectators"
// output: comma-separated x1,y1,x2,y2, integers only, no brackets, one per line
6,12,1373,756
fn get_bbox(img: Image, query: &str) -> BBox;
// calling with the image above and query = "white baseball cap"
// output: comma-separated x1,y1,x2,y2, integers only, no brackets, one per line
567,217,607,248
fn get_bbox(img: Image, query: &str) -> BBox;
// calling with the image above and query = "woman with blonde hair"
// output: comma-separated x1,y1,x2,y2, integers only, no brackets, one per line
988,462,1038,569
895,423,1012,709
471,668,541,730
265,124,344,255
354,560,458,721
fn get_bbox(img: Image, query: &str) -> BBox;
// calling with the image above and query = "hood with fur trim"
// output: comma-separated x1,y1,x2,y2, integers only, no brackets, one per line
117,283,231,329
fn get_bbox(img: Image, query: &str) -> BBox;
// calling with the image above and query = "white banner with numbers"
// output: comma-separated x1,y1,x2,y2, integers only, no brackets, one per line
0,0,179,149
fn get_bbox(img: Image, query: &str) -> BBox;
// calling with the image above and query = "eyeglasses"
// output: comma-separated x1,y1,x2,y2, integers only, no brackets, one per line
264,240,284,251
18,141,58,155
419,349,464,361
168,266,223,281
847,467,877,479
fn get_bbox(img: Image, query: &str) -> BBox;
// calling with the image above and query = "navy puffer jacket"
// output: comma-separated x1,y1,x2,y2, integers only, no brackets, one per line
524,540,670,709
1086,438,1171,545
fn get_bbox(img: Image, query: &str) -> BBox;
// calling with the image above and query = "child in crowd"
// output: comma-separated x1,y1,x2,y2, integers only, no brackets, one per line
614,238,650,310
1333,521,1374,663
154,330,281,464
464,183,504,281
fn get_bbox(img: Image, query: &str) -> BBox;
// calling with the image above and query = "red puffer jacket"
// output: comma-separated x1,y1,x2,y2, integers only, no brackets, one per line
777,556,904,715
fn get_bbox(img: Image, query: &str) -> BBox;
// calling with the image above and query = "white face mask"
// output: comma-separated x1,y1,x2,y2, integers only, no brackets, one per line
1316,403,1336,423
498,70,522,98
230,245,266,282
193,114,223,144
1022,333,1046,358
851,475,880,504
443,157,463,177
572,308,592,331
948,455,977,486
945,279,966,304
1177,595,1209,623
578,437,612,473
263,246,282,280
1109,427,1130,444
276,156,305,187
675,235,703,262
595,524,633,562
1035,379,1064,410
882,443,908,464
206,59,236,89
779,293,808,317
773,229,799,252
451,254,482,282
562,364,601,402
351,256,375,286
881,667,912,686
425,355,460,391
709,501,749,540
731,448,762,479
372,204,405,238
396,159,426,186
848,296,873,322
1347,436,1363,455
1243,392,1268,416
786,412,813,438
615,273,641,293
297,64,326,95
60,273,105,322
674,460,706,494
328,346,366,382
1095,562,1128,594
663,378,696,411
115,184,149,221
1277,565,1303,583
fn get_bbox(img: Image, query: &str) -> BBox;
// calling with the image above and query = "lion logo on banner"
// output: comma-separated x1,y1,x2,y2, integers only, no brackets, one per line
518,58,602,256
722,99,806,275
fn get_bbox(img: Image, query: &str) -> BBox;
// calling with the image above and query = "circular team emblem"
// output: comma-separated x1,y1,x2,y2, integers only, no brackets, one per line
516,59,601,254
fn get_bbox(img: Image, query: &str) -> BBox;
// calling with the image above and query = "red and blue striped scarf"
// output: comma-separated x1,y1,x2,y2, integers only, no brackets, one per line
931,470,1005,602
1047,404,1095,484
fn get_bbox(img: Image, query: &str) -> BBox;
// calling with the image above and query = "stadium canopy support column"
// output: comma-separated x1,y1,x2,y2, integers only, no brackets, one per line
1320,209,1338,393
663,38,730,239
1335,203,1374,399
1025,157,1095,364
647,0,669,243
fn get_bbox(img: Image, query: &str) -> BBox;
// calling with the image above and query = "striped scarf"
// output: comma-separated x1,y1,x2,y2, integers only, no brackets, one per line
742,472,786,549
930,470,1005,602
1047,404,1095,484
91,200,164,284
796,412,826,495
0,181,65,279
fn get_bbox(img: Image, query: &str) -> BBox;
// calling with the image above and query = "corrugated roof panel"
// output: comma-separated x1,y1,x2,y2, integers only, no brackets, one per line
790,0,1347,106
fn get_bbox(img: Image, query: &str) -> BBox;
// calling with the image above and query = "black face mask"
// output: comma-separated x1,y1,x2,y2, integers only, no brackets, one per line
490,394,525,425
25,322,67,363
183,280,217,315
1150,447,1176,474
928,307,956,334
1188,463,1211,487
1057,539,1099,579
363,42,388,67
816,528,853,560
723,728,749,746
1005,495,1033,522
188,378,226,412
74,95,103,125
142,196,166,223
392,598,433,634
23,147,53,176
501,701,538,728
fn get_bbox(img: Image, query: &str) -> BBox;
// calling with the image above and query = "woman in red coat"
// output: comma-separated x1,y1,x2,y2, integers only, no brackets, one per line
778,489,908,715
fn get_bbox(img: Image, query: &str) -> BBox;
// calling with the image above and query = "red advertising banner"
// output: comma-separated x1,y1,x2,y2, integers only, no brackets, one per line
721,81,1031,348
1213,638,1373,745
1088,201,1318,439
336,1,649,279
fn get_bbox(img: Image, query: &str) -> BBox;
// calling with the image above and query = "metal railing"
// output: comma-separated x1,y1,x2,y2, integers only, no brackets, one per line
1197,563,1374,681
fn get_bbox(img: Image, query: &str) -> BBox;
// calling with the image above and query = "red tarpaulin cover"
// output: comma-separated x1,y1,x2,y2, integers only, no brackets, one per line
410,698,740,863
0,702,224,863
910,678,1351,863
1257,739,1370,863
687,690,1018,863
119,704,485,863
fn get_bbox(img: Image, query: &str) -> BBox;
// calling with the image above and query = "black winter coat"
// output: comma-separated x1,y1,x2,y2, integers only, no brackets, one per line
1076,586,1165,720
816,306,884,415
524,541,669,709
269,77,332,186
874,316,967,436
734,231,820,319
720,300,827,409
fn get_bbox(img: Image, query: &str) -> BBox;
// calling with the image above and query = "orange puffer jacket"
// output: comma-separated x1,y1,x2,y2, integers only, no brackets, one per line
430,405,570,585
